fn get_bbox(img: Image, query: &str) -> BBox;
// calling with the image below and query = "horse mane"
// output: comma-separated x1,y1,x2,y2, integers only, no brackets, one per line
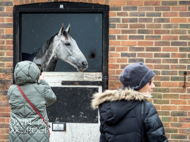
34,34,57,59
34,31,70,59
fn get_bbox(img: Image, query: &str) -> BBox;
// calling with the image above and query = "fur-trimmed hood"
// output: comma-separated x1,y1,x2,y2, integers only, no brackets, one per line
91,88,152,110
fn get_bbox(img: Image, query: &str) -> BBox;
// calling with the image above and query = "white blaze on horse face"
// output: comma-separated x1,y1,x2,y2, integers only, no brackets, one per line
54,25,88,71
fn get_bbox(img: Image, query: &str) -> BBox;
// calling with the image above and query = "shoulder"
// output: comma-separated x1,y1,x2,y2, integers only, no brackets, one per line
144,101,158,116
7,85,17,99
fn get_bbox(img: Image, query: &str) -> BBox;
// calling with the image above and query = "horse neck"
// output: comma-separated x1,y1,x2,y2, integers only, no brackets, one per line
41,41,58,71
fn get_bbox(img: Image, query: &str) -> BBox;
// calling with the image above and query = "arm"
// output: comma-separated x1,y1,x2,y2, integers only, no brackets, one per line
39,79,57,107
100,121,106,142
144,101,168,142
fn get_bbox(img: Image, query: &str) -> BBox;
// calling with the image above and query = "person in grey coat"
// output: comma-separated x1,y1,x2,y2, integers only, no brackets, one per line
91,62,168,142
8,61,56,142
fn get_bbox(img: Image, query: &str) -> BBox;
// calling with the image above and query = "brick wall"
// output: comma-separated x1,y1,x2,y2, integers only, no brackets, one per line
0,0,190,141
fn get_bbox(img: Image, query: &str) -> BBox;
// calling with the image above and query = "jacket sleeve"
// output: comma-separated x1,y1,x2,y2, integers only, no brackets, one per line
100,122,106,142
39,79,57,107
144,101,168,142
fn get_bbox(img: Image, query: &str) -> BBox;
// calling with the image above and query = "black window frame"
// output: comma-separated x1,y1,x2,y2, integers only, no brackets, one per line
13,2,109,90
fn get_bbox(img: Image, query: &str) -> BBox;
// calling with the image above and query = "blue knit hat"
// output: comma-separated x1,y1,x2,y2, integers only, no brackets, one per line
119,62,155,90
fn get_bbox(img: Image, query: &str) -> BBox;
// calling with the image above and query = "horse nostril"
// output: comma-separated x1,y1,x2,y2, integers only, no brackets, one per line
82,61,87,66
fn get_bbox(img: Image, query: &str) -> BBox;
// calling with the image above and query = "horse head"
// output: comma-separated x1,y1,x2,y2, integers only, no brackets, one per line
54,24,88,72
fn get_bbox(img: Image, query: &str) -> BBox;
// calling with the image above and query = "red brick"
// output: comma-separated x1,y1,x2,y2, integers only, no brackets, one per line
108,70,116,75
154,76,170,81
109,12,117,17
109,58,117,63
161,106,177,110
180,12,190,17
109,29,120,34
5,7,13,12
171,53,187,58
138,41,153,46
130,24,145,28
178,106,190,110
171,123,188,128
162,36,178,40
155,7,170,11
121,30,136,34
144,1,160,6
171,18,187,23
0,134,9,139
170,88,186,93
123,6,137,11
146,47,161,52
0,18,4,23
138,7,154,11
163,12,178,17
180,36,190,40
145,59,161,63
163,24,179,28
129,47,144,52
108,64,119,69
129,12,145,17
179,82,190,88
109,52,120,57
163,94,179,99
162,1,177,6
109,40,120,46
5,18,13,23
116,47,128,52
162,47,178,52
137,53,153,58
171,41,187,46
5,63,12,68
154,18,170,23
162,82,178,87
109,47,115,51
129,35,144,40
154,30,170,34
172,7,187,11
6,40,13,45
154,65,169,69
121,41,136,46
117,12,128,17
117,24,128,28
171,30,186,34
139,18,152,23
171,65,186,69
155,41,170,46
138,29,153,34
145,35,161,40
162,59,178,63
110,0,126,5
5,51,12,56
127,1,143,6
122,18,137,23
117,58,127,63
117,35,128,40
146,24,161,28
154,53,170,58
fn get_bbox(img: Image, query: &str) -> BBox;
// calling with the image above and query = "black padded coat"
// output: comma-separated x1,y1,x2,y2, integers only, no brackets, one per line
91,88,168,142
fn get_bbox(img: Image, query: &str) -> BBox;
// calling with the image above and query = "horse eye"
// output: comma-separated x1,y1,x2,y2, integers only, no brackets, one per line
65,42,70,46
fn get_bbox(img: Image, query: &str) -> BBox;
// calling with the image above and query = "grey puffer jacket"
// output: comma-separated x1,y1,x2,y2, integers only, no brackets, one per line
91,88,168,142
8,61,56,142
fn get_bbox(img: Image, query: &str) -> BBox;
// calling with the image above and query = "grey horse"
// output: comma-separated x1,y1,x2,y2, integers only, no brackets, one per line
22,24,88,72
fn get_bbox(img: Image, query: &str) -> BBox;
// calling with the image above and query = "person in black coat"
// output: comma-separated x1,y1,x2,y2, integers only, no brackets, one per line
91,62,168,142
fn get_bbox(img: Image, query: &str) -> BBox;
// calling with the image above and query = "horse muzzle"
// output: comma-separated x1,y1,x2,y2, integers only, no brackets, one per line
78,61,88,72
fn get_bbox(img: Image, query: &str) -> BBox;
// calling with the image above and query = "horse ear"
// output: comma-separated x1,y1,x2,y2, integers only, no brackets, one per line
58,23,65,36
66,24,71,33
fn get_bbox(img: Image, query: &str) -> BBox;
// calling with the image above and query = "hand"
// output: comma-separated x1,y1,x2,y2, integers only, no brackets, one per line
39,72,44,81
